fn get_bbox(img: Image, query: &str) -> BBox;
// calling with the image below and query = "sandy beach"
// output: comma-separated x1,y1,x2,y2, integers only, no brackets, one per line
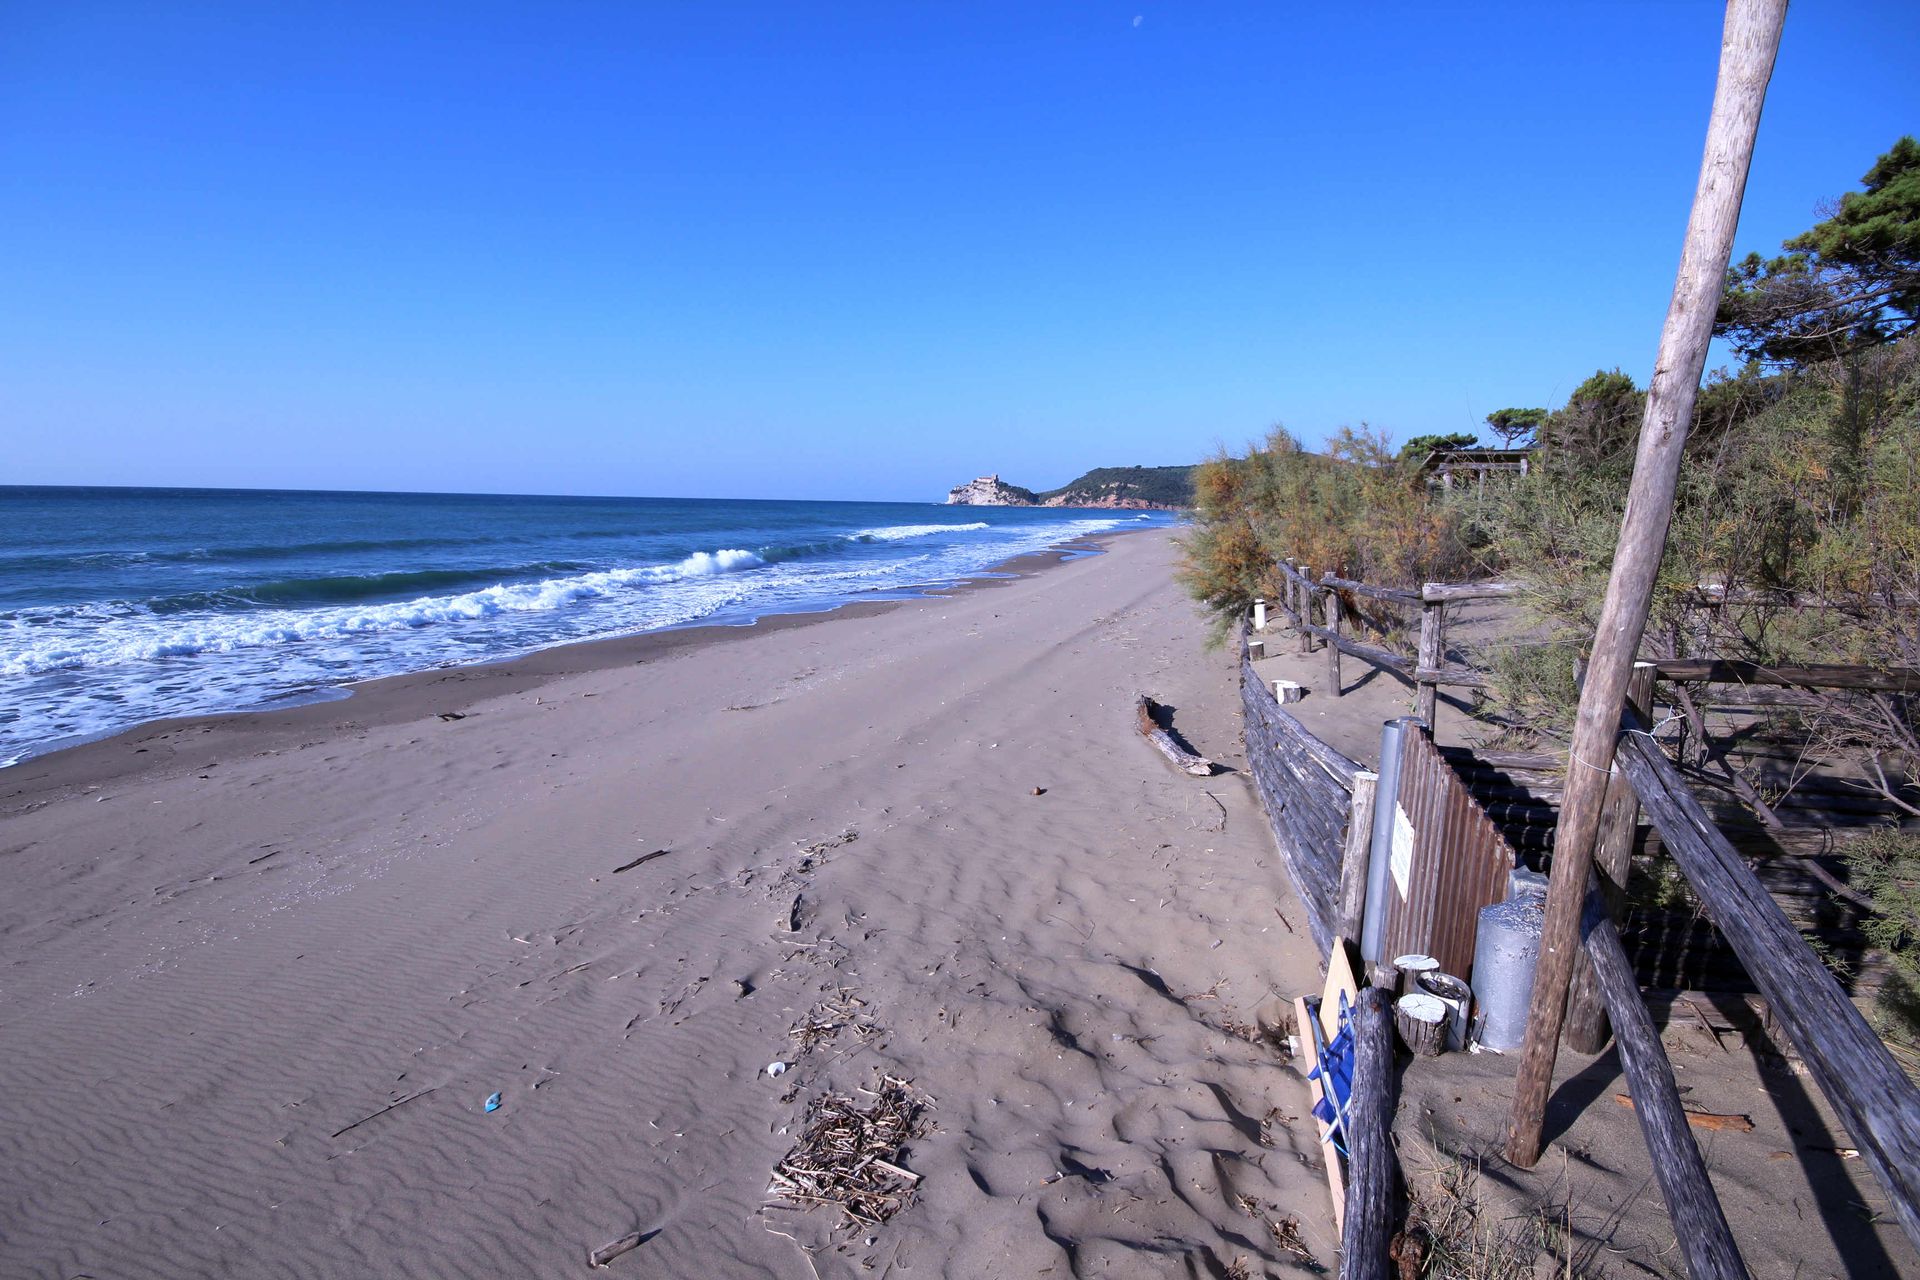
0,529,1336,1278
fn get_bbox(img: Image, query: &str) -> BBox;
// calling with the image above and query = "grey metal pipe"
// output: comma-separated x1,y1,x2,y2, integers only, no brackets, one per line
1360,717,1420,965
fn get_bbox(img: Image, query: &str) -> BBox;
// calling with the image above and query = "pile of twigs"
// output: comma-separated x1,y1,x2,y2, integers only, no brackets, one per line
768,1076,931,1226
788,987,881,1054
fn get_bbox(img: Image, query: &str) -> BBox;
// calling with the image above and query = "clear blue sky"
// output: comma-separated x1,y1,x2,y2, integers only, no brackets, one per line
2,3,1915,501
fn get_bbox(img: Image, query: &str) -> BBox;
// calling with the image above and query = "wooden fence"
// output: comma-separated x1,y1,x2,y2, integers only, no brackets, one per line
1236,598,1920,1274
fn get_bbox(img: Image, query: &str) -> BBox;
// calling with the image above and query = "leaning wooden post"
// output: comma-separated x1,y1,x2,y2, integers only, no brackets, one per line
1324,577,1344,696
1340,986,1397,1280
1336,771,1380,942
1565,662,1659,1053
1506,0,1785,1169
1582,890,1751,1280
1415,600,1443,726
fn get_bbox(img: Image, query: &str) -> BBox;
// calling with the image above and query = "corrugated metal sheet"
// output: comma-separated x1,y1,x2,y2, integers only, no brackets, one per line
1381,729,1518,977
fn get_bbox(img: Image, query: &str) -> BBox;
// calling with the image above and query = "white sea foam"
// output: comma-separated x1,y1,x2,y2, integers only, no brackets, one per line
1,514,1153,765
848,522,988,541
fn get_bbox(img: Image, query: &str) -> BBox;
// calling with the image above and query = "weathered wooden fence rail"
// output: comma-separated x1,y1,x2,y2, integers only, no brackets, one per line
1239,629,1361,956
1615,730,1920,1252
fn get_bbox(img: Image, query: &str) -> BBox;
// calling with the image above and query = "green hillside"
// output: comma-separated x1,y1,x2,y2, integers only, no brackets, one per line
1039,464,1195,508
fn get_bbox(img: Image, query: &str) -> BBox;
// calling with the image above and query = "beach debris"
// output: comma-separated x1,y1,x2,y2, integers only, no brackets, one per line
329,1087,438,1140
767,1061,790,1078
612,849,671,873
1133,694,1214,776
1612,1093,1754,1131
436,711,467,721
586,1229,655,1268
483,1091,503,1113
767,1075,931,1227
1031,787,1047,796
787,989,880,1054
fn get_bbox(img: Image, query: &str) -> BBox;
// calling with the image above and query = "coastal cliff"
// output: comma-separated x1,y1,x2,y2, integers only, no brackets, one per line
946,464,1193,509
946,475,1038,506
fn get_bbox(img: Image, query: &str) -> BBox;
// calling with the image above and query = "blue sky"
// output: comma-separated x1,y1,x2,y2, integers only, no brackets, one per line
2,3,1915,501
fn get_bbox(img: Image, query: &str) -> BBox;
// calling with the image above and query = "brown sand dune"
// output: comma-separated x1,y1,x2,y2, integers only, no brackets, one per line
0,529,1332,1279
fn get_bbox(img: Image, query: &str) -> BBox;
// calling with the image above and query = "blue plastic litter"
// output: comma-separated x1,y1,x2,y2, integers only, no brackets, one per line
484,1091,503,1113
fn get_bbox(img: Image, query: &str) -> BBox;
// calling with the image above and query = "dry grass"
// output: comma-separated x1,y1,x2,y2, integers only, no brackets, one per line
1402,1148,1619,1280
768,1076,933,1228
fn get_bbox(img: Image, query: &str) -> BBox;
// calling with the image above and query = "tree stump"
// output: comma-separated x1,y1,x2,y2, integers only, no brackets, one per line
1396,993,1448,1058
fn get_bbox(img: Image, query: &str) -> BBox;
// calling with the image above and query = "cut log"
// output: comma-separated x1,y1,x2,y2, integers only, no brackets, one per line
1395,993,1448,1057
1135,694,1214,776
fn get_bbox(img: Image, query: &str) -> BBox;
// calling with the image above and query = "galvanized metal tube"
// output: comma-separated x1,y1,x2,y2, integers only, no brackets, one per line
1361,717,1420,964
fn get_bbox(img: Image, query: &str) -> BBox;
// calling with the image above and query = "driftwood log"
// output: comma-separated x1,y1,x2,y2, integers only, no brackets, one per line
1134,695,1213,776
1339,986,1397,1280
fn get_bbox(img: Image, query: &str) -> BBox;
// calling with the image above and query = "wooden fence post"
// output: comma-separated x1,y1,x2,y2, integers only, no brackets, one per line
1340,986,1397,1280
1325,578,1344,696
1298,566,1314,654
1566,662,1658,1053
1415,601,1443,726
1337,771,1379,942
1507,0,1784,1168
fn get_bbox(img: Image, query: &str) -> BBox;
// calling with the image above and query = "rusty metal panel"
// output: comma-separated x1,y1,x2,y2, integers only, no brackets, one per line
1380,729,1520,977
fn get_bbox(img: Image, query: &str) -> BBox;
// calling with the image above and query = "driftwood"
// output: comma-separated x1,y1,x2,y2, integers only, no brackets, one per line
588,1231,652,1268
1134,694,1213,776
1339,986,1397,1280
1612,1094,1755,1132
1616,732,1920,1253
1582,890,1751,1279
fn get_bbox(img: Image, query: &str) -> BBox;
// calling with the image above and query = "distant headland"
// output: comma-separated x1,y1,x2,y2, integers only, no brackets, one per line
946,464,1194,509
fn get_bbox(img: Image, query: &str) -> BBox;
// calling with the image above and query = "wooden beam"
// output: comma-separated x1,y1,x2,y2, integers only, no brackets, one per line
1337,772,1379,942
1582,890,1751,1279
1415,602,1444,727
1507,0,1785,1169
1615,733,1920,1253
1325,579,1345,696
1652,659,1920,692
1134,694,1214,776
1420,580,1524,603
1339,986,1397,1280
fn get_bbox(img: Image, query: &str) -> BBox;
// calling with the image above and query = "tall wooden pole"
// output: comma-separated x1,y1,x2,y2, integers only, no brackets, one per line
1505,0,1786,1168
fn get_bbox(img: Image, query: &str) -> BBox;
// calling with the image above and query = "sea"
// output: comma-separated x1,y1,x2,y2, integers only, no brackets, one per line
0,486,1173,767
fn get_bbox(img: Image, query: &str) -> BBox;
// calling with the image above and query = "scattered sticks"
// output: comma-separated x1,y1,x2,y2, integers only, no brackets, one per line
768,1076,932,1228
613,849,672,873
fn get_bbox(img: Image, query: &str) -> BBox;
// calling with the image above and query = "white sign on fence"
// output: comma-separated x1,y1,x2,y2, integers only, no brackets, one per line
1390,802,1415,898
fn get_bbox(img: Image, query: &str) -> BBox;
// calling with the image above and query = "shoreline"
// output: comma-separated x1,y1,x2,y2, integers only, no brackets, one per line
0,529,1142,815
0,525,1339,1279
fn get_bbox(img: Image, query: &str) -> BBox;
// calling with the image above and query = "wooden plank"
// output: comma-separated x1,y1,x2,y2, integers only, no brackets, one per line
1616,732,1920,1253
1337,774,1379,943
1339,986,1396,1280
1612,1095,1755,1132
1412,665,1489,689
1652,659,1920,692
1421,580,1524,603
1294,995,1348,1234
1507,0,1786,1169
1582,891,1751,1279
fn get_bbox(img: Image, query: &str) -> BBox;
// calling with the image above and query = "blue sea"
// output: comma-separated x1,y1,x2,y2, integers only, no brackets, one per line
1,486,1172,766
